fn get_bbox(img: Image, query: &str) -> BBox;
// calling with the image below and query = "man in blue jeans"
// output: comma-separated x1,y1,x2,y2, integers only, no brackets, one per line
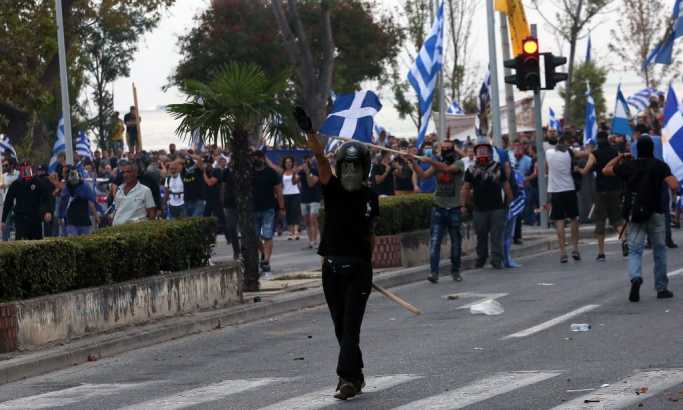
604,136,679,302
409,139,465,283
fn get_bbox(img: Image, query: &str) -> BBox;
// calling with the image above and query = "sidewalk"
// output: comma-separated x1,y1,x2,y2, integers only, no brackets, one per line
0,226,585,384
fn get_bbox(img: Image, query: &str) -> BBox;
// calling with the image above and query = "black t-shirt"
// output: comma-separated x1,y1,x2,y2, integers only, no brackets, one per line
593,145,622,192
182,167,205,202
222,168,237,209
394,162,414,191
204,168,222,203
318,176,380,262
123,113,139,136
140,171,162,209
464,162,507,211
298,169,322,204
371,164,395,196
252,166,281,212
65,186,91,227
615,158,672,214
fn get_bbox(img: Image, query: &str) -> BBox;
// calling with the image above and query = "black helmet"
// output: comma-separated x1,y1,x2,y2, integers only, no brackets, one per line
334,141,371,181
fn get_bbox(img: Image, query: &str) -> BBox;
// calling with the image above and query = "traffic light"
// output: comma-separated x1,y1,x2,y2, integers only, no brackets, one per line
543,53,568,90
503,36,541,91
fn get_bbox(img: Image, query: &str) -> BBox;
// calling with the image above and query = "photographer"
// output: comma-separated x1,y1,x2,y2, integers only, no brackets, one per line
603,135,679,303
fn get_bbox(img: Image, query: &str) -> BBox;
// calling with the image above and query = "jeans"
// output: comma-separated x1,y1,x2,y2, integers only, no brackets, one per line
253,208,276,240
322,258,372,383
662,188,673,243
2,221,13,241
473,209,506,267
185,200,206,217
429,207,462,276
65,225,92,237
524,185,539,225
168,205,185,219
628,213,668,291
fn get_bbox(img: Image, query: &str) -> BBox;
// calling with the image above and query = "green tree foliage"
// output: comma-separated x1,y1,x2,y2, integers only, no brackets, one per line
559,62,607,130
167,63,298,291
172,0,403,128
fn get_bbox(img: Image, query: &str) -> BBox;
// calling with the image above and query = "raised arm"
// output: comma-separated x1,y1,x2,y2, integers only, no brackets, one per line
307,132,332,185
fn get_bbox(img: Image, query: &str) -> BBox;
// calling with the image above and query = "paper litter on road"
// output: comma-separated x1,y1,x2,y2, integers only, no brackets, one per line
470,299,504,316
537,283,555,286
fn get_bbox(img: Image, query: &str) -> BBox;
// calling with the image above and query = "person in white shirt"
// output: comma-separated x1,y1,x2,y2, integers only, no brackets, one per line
1,159,19,241
112,161,156,226
164,160,185,219
545,134,587,263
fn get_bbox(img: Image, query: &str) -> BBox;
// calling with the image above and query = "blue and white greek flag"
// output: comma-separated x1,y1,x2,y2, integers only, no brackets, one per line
662,83,683,183
611,84,633,139
407,0,444,148
548,107,561,131
644,0,683,69
48,117,66,173
0,135,17,159
508,171,527,221
627,88,660,113
319,90,382,144
447,101,464,115
75,131,92,159
584,84,598,146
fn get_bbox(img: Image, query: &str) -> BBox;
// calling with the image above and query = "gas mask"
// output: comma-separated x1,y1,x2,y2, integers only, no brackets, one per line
474,144,493,167
441,148,456,165
339,161,364,192
67,169,81,186
185,158,197,173
19,162,33,181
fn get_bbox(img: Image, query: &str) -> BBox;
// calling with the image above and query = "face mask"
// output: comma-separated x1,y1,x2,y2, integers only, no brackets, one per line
340,161,364,192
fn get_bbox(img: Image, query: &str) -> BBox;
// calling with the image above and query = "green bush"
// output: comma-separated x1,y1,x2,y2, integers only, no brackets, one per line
0,218,216,302
319,193,434,237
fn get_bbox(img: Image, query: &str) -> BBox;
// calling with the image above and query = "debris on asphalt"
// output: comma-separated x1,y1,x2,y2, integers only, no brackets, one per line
469,299,504,316
87,354,98,362
537,283,555,286
563,337,573,341
584,399,600,403
307,335,312,339
446,294,460,300
635,387,649,395
600,384,610,388
472,347,484,350
293,357,305,361
253,296,262,303
570,323,591,332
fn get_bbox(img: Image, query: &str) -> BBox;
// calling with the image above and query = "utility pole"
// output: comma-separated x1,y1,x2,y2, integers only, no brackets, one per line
531,24,548,229
499,12,517,141
486,0,502,147
55,0,74,164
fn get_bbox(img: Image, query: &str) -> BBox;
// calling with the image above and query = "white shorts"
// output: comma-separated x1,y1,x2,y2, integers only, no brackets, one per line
301,202,321,216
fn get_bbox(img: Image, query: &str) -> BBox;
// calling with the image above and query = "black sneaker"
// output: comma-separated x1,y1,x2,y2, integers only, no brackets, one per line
667,241,678,249
451,272,463,282
596,254,606,262
475,260,486,269
571,251,581,261
334,379,359,400
629,278,643,302
657,289,674,299
622,241,629,257
427,274,439,284
491,262,503,270
513,238,523,245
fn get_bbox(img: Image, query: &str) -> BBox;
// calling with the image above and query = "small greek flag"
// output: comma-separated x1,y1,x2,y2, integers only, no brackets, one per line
319,90,382,144
627,88,660,113
75,131,92,159
548,107,561,131
407,0,444,147
0,135,17,159
584,83,598,146
49,117,66,173
508,171,527,221
611,84,633,138
644,0,683,69
447,101,464,115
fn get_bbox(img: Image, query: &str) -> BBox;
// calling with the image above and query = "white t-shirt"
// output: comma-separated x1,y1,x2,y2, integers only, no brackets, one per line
282,173,300,196
546,147,575,193
165,174,184,207
113,182,155,225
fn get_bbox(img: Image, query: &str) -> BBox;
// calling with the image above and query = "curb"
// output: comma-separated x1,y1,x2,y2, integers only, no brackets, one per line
0,235,561,385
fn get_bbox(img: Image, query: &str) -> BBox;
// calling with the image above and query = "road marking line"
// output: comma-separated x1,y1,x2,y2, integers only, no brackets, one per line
0,383,154,410
551,369,683,409
118,378,280,410
257,374,419,410
668,267,683,277
392,370,562,410
502,304,600,339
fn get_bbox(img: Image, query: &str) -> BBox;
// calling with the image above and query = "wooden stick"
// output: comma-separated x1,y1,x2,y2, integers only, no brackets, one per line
618,222,628,241
132,83,143,152
372,283,422,316
330,136,427,162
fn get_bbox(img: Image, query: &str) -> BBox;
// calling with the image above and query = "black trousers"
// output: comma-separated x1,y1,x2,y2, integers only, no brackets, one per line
322,258,372,383
16,220,43,240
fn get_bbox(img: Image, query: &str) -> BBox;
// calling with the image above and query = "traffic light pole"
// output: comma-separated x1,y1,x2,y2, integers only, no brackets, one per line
530,24,548,229
499,12,517,141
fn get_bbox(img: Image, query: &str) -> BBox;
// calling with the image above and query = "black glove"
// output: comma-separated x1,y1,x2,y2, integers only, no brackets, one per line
294,106,313,133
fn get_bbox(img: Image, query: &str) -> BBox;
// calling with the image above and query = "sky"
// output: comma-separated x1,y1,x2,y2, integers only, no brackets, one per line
111,0,679,140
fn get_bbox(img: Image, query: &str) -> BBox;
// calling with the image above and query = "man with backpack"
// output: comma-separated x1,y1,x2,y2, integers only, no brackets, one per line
603,136,679,302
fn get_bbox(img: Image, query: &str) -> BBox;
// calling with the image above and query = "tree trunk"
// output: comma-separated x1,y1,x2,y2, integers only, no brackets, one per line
230,129,260,292
563,0,583,123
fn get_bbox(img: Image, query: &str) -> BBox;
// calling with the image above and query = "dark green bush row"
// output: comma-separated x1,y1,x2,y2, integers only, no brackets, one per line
375,194,433,236
0,218,216,302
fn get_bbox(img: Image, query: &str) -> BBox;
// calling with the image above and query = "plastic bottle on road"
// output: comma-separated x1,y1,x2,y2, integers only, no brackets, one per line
570,323,591,332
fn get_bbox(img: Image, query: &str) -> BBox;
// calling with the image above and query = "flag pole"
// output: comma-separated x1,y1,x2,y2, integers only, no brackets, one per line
132,83,143,152
437,0,446,143
55,0,74,165
486,0,503,147
499,11,517,141
328,136,427,161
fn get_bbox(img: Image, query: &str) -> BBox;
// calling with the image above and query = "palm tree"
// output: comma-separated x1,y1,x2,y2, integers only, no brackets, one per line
167,63,298,291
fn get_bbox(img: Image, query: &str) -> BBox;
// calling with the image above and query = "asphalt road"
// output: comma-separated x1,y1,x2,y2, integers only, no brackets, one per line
2,231,683,409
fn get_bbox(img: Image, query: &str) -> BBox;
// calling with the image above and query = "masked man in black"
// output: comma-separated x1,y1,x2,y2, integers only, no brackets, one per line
1,161,52,240
295,108,379,401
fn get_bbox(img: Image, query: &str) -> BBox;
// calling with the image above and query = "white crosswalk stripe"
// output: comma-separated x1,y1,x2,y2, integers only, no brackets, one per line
393,370,562,410
0,383,154,410
256,374,419,410
118,378,281,410
551,369,683,409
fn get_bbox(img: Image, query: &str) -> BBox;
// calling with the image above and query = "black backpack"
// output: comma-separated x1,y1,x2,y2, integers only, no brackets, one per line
622,165,654,224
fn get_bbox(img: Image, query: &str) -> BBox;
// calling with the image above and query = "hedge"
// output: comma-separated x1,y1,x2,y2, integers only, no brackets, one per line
0,218,216,302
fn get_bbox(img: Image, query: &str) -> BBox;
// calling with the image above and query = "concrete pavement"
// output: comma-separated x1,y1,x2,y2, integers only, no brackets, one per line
1,229,683,408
